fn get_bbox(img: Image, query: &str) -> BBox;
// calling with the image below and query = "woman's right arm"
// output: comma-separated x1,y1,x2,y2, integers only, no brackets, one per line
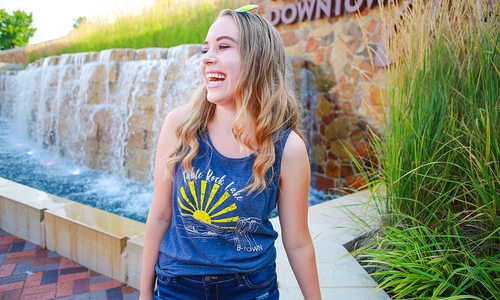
139,105,187,299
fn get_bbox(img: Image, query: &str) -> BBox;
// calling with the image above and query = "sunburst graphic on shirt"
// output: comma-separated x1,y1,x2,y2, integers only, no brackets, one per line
177,180,239,230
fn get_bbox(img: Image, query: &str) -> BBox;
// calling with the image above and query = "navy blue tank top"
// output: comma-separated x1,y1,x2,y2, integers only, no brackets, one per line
155,129,292,276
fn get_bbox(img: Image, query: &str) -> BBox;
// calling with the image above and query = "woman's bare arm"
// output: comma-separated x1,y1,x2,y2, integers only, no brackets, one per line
278,131,321,300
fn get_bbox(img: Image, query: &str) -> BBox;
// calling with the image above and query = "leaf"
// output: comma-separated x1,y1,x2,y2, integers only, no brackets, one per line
234,5,258,13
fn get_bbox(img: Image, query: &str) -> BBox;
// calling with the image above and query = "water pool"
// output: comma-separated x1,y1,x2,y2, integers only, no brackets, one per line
0,117,330,223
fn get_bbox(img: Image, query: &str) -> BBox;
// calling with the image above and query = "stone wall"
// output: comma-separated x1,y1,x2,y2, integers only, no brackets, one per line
254,0,391,191
0,46,29,64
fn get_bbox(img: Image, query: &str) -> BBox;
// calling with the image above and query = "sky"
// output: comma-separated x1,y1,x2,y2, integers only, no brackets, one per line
1,0,155,44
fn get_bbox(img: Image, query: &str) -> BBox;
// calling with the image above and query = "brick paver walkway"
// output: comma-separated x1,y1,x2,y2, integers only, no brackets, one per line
0,229,139,299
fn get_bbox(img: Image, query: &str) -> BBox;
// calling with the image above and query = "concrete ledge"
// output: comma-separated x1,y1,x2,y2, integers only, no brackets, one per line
0,177,73,246
44,203,144,282
126,234,145,290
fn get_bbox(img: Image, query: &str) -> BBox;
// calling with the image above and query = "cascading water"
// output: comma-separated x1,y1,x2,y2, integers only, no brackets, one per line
0,47,328,222
1,46,203,184
299,68,317,157
299,67,317,188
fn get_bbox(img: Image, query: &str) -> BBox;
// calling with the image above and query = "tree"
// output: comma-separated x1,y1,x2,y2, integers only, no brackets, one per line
73,16,87,29
0,9,36,50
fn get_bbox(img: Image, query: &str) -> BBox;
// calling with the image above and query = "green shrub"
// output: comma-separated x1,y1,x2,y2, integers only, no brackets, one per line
355,1,499,299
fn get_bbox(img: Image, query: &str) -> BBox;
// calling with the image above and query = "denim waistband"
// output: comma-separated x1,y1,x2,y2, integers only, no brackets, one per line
179,273,241,285
157,263,276,285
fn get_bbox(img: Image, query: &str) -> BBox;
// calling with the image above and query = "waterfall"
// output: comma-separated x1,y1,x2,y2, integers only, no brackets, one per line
299,67,317,187
0,47,317,187
299,67,317,154
0,46,202,185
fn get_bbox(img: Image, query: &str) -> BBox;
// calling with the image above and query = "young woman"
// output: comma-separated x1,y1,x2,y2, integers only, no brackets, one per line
139,6,321,300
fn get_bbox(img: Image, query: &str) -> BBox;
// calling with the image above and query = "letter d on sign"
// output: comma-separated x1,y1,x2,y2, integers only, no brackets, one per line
268,8,281,26
281,3,298,24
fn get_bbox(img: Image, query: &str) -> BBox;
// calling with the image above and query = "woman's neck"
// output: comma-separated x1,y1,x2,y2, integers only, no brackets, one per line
211,105,236,131
208,104,257,153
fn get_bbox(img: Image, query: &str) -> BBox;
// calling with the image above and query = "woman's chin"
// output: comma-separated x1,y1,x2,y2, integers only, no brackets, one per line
206,94,233,106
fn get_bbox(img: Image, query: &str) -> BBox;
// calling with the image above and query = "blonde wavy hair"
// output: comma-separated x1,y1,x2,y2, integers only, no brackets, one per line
168,9,302,193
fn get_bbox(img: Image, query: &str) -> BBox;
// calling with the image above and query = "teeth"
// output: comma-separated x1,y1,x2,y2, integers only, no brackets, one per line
206,73,225,80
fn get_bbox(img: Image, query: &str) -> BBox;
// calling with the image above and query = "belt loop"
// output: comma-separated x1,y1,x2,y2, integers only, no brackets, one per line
235,272,244,286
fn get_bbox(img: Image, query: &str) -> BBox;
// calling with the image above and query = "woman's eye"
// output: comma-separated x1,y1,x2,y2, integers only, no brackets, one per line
201,43,230,54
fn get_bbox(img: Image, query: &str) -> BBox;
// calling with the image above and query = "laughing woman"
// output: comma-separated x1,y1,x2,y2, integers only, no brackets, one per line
139,6,321,300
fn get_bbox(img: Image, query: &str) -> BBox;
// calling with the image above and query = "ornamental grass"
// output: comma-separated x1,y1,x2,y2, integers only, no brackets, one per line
26,0,243,62
353,1,499,299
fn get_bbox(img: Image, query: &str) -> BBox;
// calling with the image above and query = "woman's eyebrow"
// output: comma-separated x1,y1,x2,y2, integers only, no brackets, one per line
203,36,238,45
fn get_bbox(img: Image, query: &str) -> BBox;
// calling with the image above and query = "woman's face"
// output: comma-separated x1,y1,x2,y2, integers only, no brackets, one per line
201,15,241,106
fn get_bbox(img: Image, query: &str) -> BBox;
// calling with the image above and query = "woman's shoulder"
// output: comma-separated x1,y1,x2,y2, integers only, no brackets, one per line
281,130,307,163
163,103,191,128
279,130,309,183
157,103,191,150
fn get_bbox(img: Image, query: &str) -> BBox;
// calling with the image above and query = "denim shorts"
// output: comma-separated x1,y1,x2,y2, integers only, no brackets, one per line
153,264,279,300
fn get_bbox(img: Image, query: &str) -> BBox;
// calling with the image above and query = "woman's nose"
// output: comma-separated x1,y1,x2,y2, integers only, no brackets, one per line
201,50,216,65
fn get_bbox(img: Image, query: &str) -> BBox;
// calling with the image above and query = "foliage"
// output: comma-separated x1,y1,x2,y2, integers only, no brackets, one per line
310,63,335,93
72,16,87,29
26,0,244,62
0,8,36,50
364,224,498,299
353,1,500,299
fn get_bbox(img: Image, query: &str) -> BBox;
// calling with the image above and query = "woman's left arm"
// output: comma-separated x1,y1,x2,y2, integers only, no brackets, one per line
278,131,321,300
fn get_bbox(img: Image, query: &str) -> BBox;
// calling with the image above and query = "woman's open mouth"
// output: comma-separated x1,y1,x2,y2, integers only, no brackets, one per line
206,72,226,87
